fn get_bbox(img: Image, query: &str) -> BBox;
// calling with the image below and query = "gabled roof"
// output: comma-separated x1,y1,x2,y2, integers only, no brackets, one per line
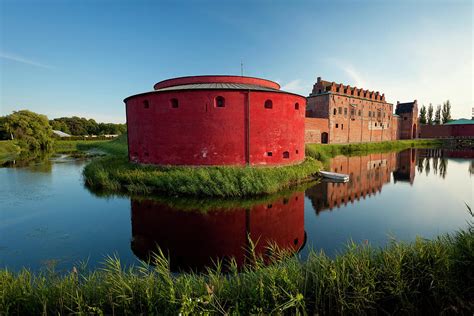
395,101,416,114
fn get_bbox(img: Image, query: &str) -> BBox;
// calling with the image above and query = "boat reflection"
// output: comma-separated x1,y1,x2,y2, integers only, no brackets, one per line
130,191,305,272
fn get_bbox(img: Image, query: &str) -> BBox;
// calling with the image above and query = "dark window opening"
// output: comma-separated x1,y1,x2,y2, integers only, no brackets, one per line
283,151,290,159
296,149,299,154
267,151,273,157
283,198,289,204
215,96,225,107
404,117,407,120
267,204,272,209
336,123,339,128
318,89,322,93
294,102,299,110
333,108,337,115
321,132,328,143
295,196,298,201
341,124,344,130
293,238,299,245
375,123,377,127
170,98,179,108
344,108,348,115
264,99,273,109
351,109,355,115
143,100,149,108
338,107,342,114
358,110,361,116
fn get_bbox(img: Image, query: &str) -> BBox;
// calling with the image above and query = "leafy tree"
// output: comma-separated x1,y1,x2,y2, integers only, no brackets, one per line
434,105,442,125
0,116,11,140
441,100,452,124
49,117,126,136
427,103,434,125
2,110,53,150
419,105,427,124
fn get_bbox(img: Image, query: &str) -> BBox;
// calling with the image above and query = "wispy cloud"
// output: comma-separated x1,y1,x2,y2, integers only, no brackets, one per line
323,57,370,89
280,79,311,95
0,52,54,69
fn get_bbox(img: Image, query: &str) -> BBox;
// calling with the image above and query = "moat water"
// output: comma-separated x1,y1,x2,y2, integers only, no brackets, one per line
1,148,473,272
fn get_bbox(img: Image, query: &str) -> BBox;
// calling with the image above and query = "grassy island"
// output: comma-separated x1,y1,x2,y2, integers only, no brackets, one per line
82,135,322,197
80,136,444,198
1,215,472,315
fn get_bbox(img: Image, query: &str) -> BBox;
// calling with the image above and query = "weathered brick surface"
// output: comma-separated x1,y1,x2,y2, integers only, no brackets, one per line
305,77,417,144
305,118,329,143
420,124,474,138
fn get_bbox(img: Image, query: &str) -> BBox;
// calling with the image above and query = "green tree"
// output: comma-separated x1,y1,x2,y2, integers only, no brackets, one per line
441,100,452,124
3,110,53,150
427,103,434,125
434,105,442,125
419,105,427,124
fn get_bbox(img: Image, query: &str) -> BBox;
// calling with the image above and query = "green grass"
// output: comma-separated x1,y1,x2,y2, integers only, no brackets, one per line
306,139,444,165
80,134,322,197
0,140,21,163
1,215,472,315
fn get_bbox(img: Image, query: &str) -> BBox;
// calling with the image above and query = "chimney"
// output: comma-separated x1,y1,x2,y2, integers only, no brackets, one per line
317,76,321,83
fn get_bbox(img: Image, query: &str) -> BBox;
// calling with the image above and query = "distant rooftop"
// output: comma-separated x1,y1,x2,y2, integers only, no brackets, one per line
444,118,474,125
395,100,417,115
310,77,387,102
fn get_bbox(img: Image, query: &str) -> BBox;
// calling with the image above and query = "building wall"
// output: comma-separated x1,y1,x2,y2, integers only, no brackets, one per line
306,93,395,144
126,89,306,166
305,118,329,143
419,124,474,138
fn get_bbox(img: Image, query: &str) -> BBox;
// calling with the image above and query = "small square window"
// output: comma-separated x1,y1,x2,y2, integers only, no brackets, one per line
336,123,339,128
267,152,273,157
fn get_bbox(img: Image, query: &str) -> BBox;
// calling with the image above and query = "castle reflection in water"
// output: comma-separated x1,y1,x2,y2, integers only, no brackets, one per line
130,148,473,271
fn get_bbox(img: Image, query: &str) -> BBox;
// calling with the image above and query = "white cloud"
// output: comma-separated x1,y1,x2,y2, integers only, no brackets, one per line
0,52,54,69
281,79,311,95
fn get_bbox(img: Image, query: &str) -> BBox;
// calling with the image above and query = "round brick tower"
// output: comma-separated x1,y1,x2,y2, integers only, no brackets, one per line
124,75,306,166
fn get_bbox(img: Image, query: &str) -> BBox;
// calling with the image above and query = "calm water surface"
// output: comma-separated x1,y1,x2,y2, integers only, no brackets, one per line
1,149,473,272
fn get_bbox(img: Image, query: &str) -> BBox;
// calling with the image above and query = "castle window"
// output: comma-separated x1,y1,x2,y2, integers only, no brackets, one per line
344,108,348,115
267,204,272,209
294,102,299,110
368,111,371,117
215,96,225,107
350,109,355,115
283,151,290,159
283,198,289,204
378,111,381,117
375,122,377,127
264,99,273,109
143,100,149,108
333,108,337,115
336,123,339,128
338,107,342,114
387,123,390,127
341,124,344,130
296,149,299,154
318,89,322,93
404,117,407,120
358,110,361,116
267,151,273,157
170,98,179,108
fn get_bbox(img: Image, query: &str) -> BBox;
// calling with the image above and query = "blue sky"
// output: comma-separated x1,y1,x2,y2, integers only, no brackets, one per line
1,0,472,123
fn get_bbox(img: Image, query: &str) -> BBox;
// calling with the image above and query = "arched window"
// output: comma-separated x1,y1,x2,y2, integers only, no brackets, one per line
283,151,290,159
294,102,299,110
333,108,337,115
264,99,273,109
215,96,225,108
143,100,149,108
170,98,179,108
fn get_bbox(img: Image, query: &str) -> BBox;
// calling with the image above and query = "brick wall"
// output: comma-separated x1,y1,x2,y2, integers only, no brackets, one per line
305,118,329,143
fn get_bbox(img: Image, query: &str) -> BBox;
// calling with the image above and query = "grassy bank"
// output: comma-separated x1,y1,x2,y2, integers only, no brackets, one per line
306,139,443,165
82,135,322,197
1,218,472,315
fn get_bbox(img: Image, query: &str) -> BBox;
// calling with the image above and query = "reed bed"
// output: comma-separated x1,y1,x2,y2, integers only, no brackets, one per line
1,220,472,315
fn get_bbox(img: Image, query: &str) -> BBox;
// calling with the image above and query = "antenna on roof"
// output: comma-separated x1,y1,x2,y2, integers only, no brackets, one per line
241,59,244,77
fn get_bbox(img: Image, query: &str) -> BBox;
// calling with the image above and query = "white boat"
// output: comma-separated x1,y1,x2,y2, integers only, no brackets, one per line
319,171,350,182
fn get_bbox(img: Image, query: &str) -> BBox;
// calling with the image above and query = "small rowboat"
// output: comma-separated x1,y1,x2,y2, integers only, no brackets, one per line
319,171,350,183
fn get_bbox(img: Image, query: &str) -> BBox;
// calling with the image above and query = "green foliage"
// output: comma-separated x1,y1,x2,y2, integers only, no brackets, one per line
419,105,427,124
441,100,452,124
427,103,434,125
0,223,472,315
1,110,53,151
49,116,126,136
0,141,21,162
434,105,442,125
